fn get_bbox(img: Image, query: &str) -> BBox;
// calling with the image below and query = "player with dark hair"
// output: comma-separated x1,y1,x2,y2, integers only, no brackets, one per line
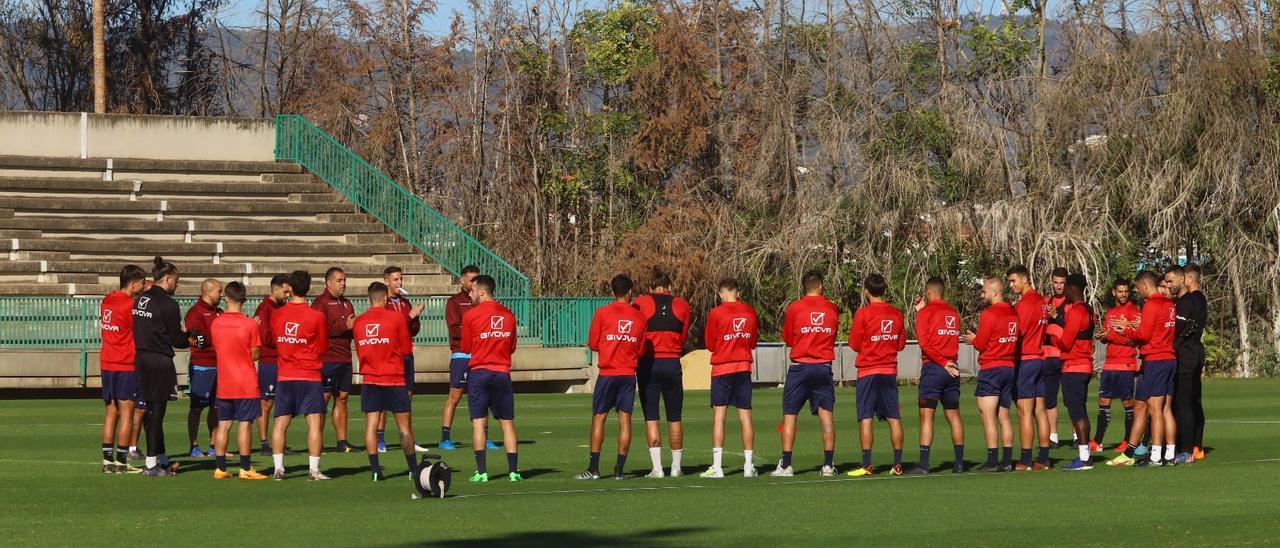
964,277,1019,473
209,281,268,480
313,266,356,452
578,274,648,480
1043,266,1070,447
1176,264,1208,462
1005,266,1051,470
772,270,840,477
908,276,965,475
1050,273,1096,471
185,278,223,457
440,265,493,451
353,282,418,483
133,257,194,476
1107,270,1178,467
461,275,523,482
380,266,427,453
1093,278,1138,454
700,278,759,478
847,274,906,477
270,270,331,480
632,272,692,478
100,264,147,473
253,274,290,455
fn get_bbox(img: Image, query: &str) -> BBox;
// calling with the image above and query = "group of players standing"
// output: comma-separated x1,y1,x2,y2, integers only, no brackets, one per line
97,256,1209,485
576,264,1207,480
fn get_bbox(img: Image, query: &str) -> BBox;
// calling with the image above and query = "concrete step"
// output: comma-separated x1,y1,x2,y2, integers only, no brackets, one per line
0,177,329,196
0,216,384,235
7,238,412,255
0,260,445,277
0,282,458,297
0,155,302,175
0,196,355,215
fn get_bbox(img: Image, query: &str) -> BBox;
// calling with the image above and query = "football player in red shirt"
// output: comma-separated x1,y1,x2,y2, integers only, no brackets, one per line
1108,270,1179,467
461,275,522,483
353,282,418,483
700,278,759,478
1093,278,1139,453
771,271,840,478
964,277,1019,473
378,266,427,453
846,274,907,477
577,274,648,480
209,282,268,480
252,274,289,455
100,264,147,473
1050,273,1097,471
907,276,966,475
1042,267,1070,447
269,270,330,480
632,273,692,478
1006,265,1051,470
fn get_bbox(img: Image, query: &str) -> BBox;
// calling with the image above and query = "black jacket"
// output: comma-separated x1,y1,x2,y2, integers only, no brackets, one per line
132,285,190,357
1175,290,1207,352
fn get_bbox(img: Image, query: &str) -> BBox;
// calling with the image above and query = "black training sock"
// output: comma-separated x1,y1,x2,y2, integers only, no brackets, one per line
953,444,964,466
369,453,381,474
507,452,519,473
440,427,450,443
616,453,628,472
474,451,487,474
1124,445,1136,458
1123,408,1135,442
1037,446,1050,464
823,450,834,468
781,451,793,469
102,443,113,462
116,446,127,463
1020,448,1033,466
893,449,903,466
337,439,348,451
403,451,417,474
1094,408,1111,444
919,446,931,469
239,455,252,470
860,449,872,468
588,451,601,472
1001,446,1013,465
985,448,998,465
214,455,227,472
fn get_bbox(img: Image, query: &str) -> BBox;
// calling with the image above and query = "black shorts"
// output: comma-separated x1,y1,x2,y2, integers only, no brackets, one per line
592,375,637,415
361,384,412,414
1136,359,1176,400
917,363,960,410
188,366,216,408
637,357,683,422
467,369,515,420
710,372,752,409
321,362,353,394
404,355,417,389
215,398,262,422
856,374,900,421
1038,358,1062,408
1014,359,1044,401
782,363,835,416
448,356,469,389
257,362,277,400
1098,370,1136,401
135,353,177,403
102,371,140,403
275,380,325,417
975,367,1014,409
1060,372,1092,422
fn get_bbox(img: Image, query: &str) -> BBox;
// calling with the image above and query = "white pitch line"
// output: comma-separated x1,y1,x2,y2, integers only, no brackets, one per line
1206,419,1280,424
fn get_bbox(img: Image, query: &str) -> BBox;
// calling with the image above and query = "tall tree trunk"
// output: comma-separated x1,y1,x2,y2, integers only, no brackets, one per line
1231,259,1252,377
92,0,105,113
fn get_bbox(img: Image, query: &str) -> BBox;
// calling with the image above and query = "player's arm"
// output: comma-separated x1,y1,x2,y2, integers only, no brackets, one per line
703,309,719,351
507,312,519,354
1053,308,1082,351
250,320,262,361
315,314,329,356
748,310,760,350
398,317,413,355
1125,303,1154,343
445,299,462,343
848,311,864,352
460,312,475,355
895,311,907,351
971,313,991,352
587,313,602,352
677,298,692,341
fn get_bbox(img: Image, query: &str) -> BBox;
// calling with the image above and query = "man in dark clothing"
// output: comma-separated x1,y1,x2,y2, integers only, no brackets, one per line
1169,265,1208,464
133,257,198,476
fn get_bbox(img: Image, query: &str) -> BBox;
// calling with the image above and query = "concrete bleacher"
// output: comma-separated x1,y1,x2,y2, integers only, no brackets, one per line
0,156,455,297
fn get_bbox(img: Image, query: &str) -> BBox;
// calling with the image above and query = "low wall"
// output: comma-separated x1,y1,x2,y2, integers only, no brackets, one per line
0,111,274,162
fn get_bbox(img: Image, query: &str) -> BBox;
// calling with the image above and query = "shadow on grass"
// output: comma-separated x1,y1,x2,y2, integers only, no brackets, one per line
395,527,711,547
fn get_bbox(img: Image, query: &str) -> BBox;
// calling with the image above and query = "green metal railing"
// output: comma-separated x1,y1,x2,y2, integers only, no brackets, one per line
274,114,531,298
0,296,610,352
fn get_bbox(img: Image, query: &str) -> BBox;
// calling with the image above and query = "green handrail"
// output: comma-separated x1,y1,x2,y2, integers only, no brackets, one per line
273,114,531,298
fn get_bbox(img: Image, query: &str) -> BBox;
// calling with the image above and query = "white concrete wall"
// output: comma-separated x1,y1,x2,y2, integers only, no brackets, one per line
0,111,275,162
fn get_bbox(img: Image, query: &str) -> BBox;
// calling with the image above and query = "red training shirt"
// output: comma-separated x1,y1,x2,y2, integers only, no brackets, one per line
252,296,283,364
633,292,692,359
848,301,905,378
312,289,354,364
1042,294,1067,359
1014,289,1047,361
588,301,648,377
782,295,839,364
445,290,475,353
1125,293,1177,362
973,302,1019,370
462,300,519,374
387,292,422,337
100,290,136,372
211,311,261,399
1101,302,1140,371
915,299,960,367
185,298,221,366
1051,302,1095,374
271,301,329,382
704,301,758,377
353,306,413,386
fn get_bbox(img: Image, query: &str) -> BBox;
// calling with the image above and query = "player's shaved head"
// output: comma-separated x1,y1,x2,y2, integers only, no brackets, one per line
924,276,945,297
982,277,1005,304
224,281,246,304
200,278,223,306
1134,270,1159,298
802,270,824,295
367,281,388,305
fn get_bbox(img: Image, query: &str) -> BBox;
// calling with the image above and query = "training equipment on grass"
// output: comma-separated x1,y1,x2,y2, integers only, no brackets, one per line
414,454,451,499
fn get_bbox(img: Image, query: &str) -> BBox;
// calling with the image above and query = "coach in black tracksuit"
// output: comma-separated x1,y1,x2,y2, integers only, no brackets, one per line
133,257,195,475
1174,270,1208,454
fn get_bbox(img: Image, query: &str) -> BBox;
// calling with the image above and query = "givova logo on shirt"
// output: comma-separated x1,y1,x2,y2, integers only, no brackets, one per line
871,319,900,343
480,315,514,340
722,317,753,341
998,321,1018,344
133,296,153,319
277,321,309,345
936,315,961,337
607,319,639,343
801,311,833,335
101,309,121,332
358,323,390,346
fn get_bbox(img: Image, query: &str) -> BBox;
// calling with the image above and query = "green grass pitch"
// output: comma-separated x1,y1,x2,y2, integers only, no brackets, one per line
2,379,1277,546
